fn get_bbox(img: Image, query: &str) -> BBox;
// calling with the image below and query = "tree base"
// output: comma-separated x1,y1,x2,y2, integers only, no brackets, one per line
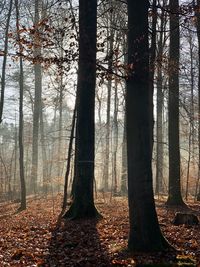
128,235,173,252
165,197,188,209
63,202,102,220
16,205,26,213
173,212,199,225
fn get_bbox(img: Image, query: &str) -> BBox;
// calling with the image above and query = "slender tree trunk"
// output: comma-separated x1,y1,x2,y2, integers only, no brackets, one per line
155,4,166,195
0,0,13,123
166,0,186,206
31,0,42,194
185,34,195,200
57,37,64,192
149,0,157,148
103,26,114,191
120,41,128,195
112,79,119,195
13,120,18,196
120,113,127,195
40,107,48,195
195,0,200,200
15,0,26,211
62,102,76,210
127,0,169,251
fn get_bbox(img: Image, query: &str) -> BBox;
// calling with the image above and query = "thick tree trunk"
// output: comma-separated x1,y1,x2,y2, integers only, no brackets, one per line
127,0,169,251
63,0,100,219
166,0,186,206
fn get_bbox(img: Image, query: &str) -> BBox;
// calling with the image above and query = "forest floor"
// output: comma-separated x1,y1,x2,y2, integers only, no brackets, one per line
0,194,199,267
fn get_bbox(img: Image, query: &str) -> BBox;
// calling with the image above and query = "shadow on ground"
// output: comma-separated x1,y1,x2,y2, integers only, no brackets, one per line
44,214,111,267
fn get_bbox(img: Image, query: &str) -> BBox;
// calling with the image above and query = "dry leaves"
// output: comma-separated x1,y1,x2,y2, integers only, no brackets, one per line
0,195,199,266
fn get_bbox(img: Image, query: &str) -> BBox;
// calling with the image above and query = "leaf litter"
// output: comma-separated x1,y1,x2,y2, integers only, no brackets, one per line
0,195,199,266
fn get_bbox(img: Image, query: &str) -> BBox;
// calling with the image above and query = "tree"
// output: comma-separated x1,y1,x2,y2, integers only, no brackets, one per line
195,0,200,201
15,0,26,211
0,0,13,123
63,0,100,219
102,0,115,191
155,0,167,194
126,0,169,251
166,0,186,206
30,0,42,194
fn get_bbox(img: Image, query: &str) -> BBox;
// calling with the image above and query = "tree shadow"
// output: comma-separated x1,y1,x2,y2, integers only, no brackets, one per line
44,214,111,267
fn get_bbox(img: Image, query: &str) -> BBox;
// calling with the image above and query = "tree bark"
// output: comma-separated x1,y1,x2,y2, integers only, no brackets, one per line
0,0,13,123
195,0,200,201
15,0,26,211
40,106,48,195
166,0,186,206
126,0,169,251
112,79,119,195
63,0,100,219
155,3,166,195
102,12,114,191
62,101,76,210
31,0,42,194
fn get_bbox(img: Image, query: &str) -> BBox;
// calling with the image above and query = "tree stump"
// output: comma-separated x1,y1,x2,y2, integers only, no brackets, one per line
172,212,199,226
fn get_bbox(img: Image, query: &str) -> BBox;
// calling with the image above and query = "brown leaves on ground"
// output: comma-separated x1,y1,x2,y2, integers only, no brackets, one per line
0,195,199,266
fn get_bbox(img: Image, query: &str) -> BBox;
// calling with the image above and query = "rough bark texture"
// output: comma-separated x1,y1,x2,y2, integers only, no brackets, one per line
126,0,169,251
166,0,185,206
63,0,100,219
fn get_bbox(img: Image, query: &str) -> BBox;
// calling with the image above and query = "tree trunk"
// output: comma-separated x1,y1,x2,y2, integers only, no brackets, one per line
149,0,157,149
62,101,76,210
166,0,186,206
194,0,200,201
120,113,127,195
40,107,48,195
112,79,119,195
31,0,42,194
63,0,100,219
155,3,166,195
126,0,169,251
102,21,114,192
0,0,13,124
15,0,26,211
120,41,128,195
56,36,64,193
